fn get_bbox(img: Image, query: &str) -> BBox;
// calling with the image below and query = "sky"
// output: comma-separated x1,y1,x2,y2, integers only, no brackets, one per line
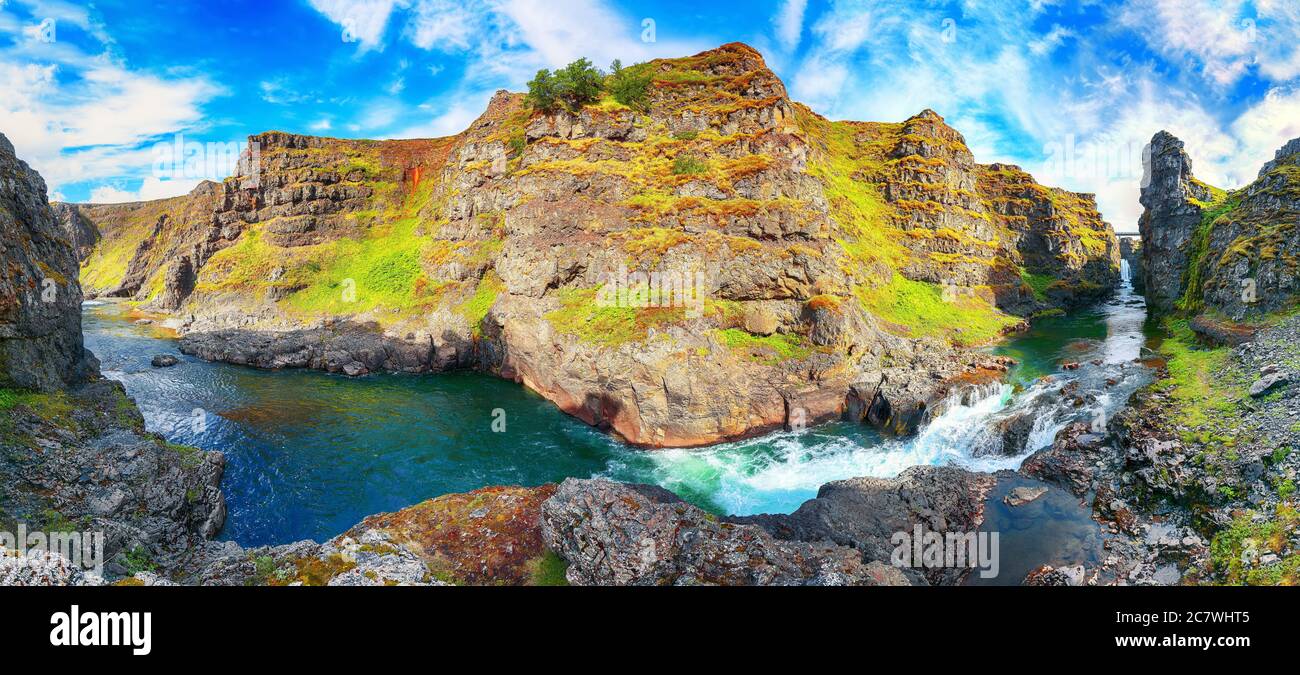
2,0,1299,230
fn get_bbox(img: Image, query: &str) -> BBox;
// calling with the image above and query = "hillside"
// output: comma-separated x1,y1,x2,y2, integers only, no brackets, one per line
63,43,1120,447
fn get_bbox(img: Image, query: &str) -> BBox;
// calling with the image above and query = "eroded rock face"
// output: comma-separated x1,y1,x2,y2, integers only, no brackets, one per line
51,202,100,261
0,137,227,583
1139,130,1300,319
1139,131,1207,314
0,133,96,391
540,478,908,586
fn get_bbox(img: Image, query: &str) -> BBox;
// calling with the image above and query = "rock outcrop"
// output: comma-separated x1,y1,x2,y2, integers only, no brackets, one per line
1,133,227,580
1140,130,1300,319
735,465,997,585
0,133,97,391
541,478,908,586
70,43,1119,448
51,202,100,261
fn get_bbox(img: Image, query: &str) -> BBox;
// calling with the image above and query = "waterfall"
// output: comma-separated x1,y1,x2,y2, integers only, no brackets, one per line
624,281,1156,516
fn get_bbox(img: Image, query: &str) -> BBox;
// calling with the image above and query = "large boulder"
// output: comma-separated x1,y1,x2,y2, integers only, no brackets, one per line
736,465,997,585
540,478,908,586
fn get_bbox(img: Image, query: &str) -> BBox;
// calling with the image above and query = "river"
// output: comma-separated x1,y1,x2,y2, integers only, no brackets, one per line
82,275,1152,559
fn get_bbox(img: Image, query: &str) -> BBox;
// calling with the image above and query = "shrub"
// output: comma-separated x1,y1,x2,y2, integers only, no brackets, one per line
525,69,560,111
671,155,709,175
527,58,613,113
555,58,604,111
607,59,653,110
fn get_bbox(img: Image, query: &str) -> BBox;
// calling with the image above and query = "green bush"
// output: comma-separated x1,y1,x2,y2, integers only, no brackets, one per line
671,155,709,175
525,69,560,111
528,58,605,112
607,59,653,110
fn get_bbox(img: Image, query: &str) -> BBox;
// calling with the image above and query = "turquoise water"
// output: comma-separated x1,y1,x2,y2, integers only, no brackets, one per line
82,282,1149,548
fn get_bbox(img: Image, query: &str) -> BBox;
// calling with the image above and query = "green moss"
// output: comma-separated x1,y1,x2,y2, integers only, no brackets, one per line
455,271,505,337
544,287,688,346
1178,191,1240,313
671,155,709,175
856,273,1019,346
0,387,77,431
715,328,812,365
1156,318,1241,431
284,217,434,315
121,546,157,575
528,550,570,586
165,441,203,469
1207,503,1300,585
1019,267,1056,303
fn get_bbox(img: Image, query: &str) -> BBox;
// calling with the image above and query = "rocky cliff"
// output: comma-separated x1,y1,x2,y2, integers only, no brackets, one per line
72,43,1120,447
1119,236,1144,293
1140,130,1300,319
0,135,97,392
1,132,226,579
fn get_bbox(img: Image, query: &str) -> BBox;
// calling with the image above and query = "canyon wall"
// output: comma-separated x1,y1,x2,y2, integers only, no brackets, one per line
1140,130,1300,320
70,43,1121,447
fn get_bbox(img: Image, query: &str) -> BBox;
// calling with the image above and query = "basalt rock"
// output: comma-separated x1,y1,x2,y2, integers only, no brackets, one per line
1140,130,1300,319
735,465,997,585
0,133,97,391
540,478,909,586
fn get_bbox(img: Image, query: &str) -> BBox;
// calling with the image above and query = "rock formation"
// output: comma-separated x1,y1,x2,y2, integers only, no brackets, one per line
0,134,97,391
0,132,226,577
69,44,1119,448
1140,130,1300,319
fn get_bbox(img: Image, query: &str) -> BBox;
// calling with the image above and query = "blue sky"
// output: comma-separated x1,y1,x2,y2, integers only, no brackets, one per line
2,0,1299,229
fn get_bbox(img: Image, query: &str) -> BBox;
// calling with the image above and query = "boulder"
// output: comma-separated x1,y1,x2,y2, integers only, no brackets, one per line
151,354,179,368
541,478,908,586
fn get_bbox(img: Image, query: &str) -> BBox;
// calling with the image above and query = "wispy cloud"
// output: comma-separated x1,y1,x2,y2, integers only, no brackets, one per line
773,0,808,51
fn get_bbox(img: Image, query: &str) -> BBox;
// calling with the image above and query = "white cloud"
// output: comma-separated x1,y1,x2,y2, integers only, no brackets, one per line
0,56,221,194
0,1,224,201
394,93,494,139
306,0,396,52
1114,0,1300,87
773,0,808,51
1227,86,1300,181
1029,25,1074,56
88,177,203,204
259,78,313,105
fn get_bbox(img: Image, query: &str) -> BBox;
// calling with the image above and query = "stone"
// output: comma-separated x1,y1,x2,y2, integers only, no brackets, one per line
1004,486,1048,507
1249,373,1289,398
742,306,779,336
150,354,179,367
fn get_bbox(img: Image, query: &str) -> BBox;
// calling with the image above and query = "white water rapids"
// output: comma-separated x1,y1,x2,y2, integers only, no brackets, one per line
608,276,1152,516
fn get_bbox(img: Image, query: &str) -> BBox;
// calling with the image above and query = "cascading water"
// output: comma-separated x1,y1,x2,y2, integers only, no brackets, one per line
610,278,1154,516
